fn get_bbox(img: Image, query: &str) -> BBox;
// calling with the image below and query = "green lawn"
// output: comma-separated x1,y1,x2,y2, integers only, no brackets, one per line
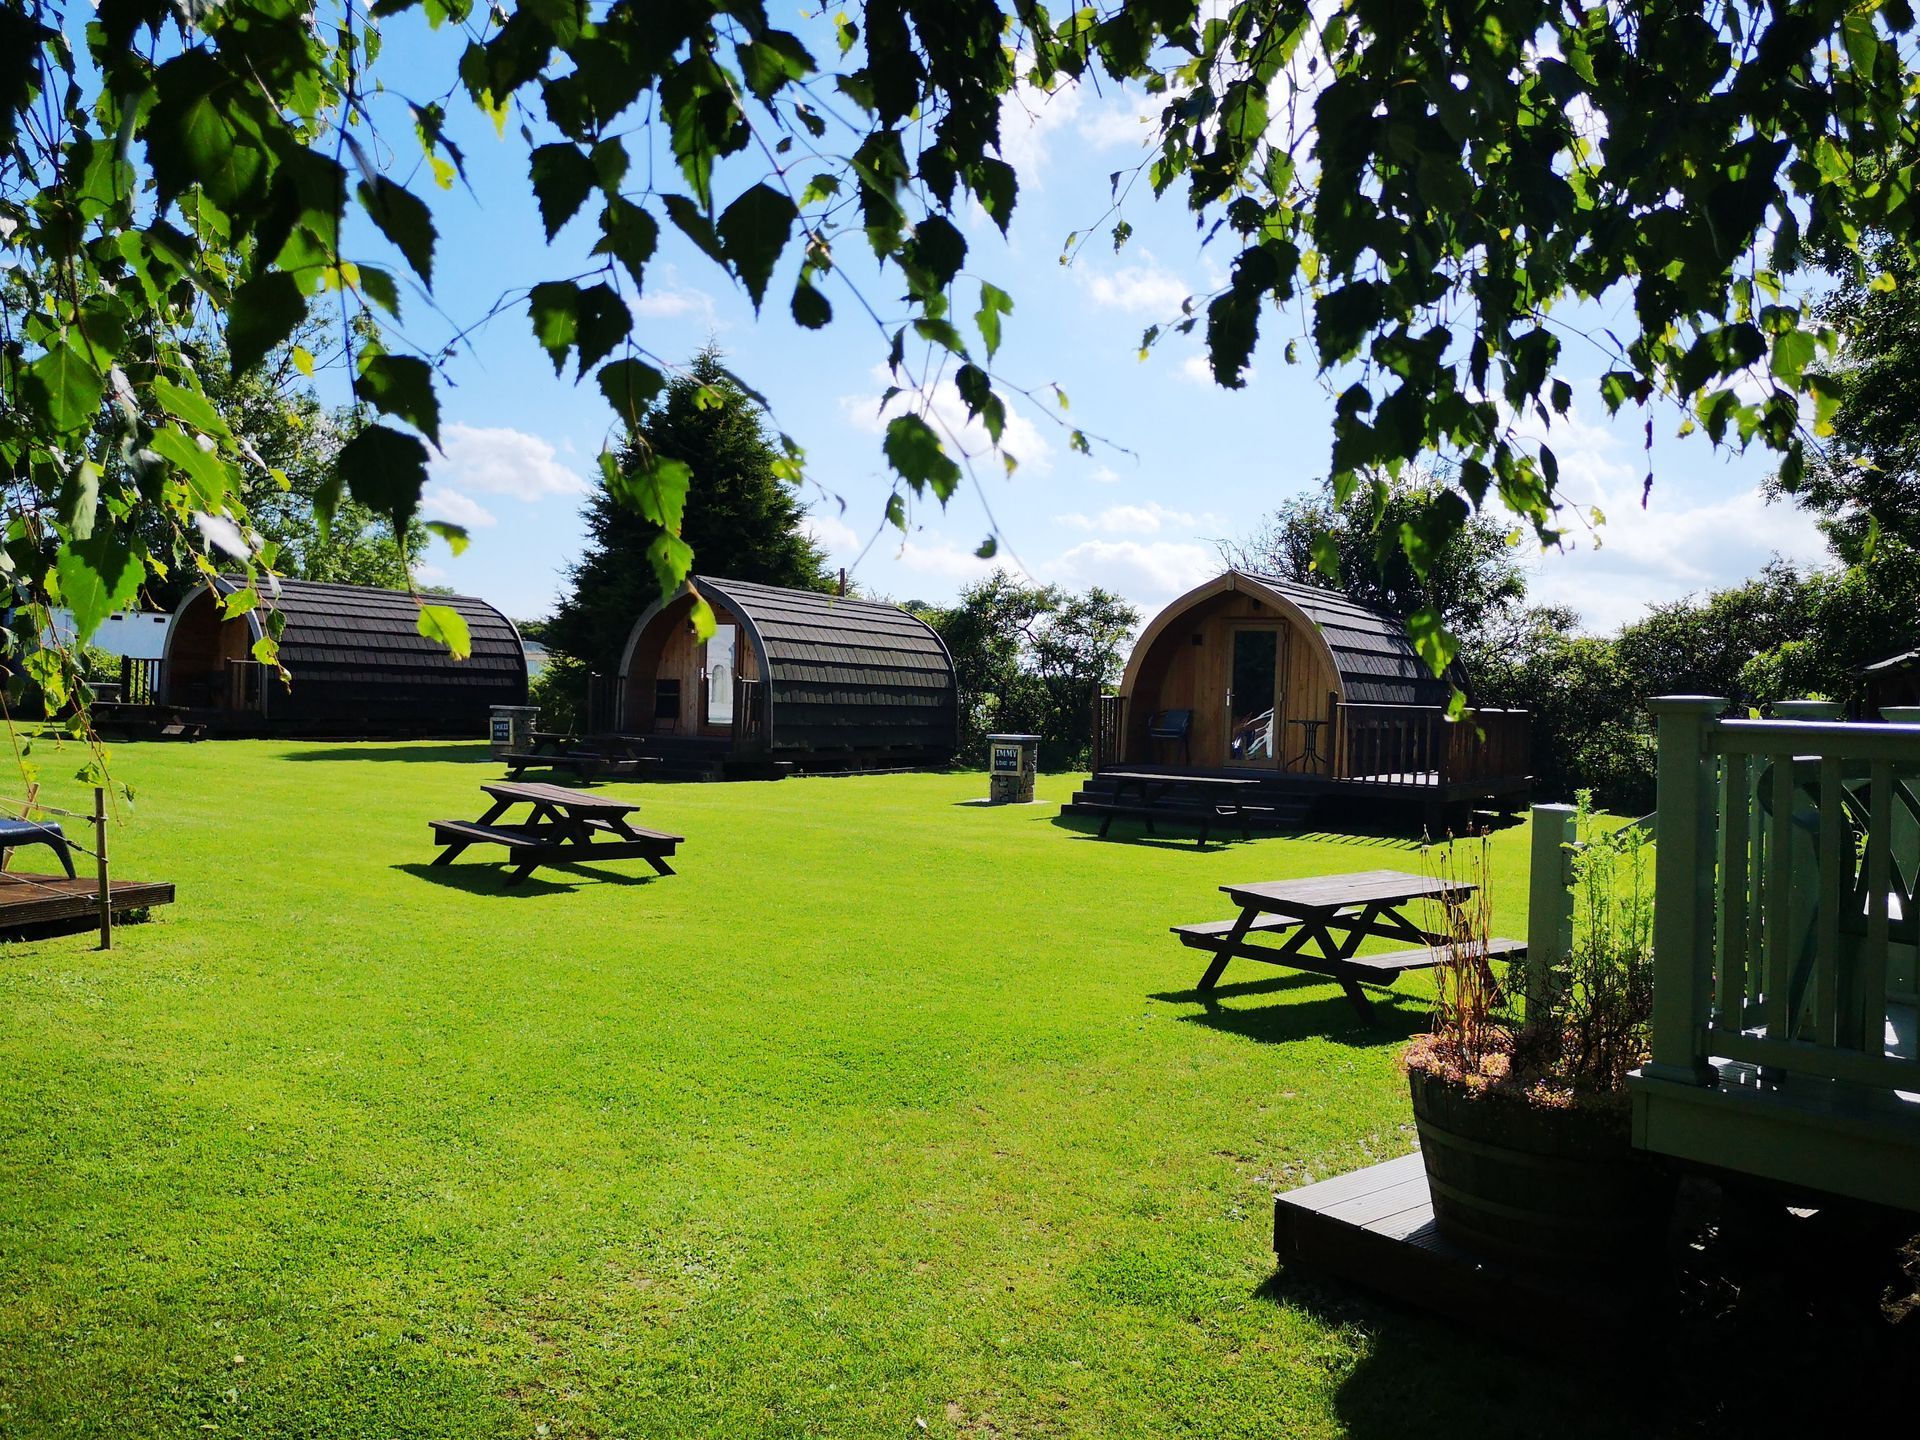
0,741,1623,1437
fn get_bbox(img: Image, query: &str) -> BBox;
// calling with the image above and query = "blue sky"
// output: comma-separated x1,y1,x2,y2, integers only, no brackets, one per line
333,13,1830,634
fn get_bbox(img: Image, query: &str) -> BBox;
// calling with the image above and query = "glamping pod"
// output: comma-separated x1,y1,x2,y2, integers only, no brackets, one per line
1087,570,1528,820
613,576,957,774
162,577,528,736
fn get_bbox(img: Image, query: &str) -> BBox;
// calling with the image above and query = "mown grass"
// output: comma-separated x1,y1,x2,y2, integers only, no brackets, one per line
0,740,1630,1438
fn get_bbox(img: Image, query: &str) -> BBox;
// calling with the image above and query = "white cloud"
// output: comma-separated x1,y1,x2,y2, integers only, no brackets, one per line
431,423,590,502
839,366,1054,476
1180,351,1252,385
1499,400,1828,630
886,533,1033,587
803,511,861,557
413,562,450,585
628,265,719,323
1088,465,1123,485
421,484,497,529
1050,539,1217,614
1056,501,1205,536
1082,259,1191,316
998,64,1167,184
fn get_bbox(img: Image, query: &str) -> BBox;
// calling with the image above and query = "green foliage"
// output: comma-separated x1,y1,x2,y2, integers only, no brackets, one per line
1771,242,1920,562
525,647,590,733
1221,471,1527,644
1468,541,1920,806
1532,794,1657,1097
913,572,1139,766
547,348,833,676
8,0,1920,758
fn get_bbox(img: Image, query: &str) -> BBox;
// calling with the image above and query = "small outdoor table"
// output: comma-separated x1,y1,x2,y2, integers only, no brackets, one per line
1171,867,1525,1021
430,781,681,885
1091,770,1263,846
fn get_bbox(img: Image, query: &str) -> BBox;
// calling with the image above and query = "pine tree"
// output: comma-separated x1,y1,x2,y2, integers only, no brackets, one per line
549,348,833,674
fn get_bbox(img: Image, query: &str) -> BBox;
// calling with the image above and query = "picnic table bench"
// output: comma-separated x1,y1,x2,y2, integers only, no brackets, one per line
1079,771,1266,847
1172,868,1525,1021
430,781,681,885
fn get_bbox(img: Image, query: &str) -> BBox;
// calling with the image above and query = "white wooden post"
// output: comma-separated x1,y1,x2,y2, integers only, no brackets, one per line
1524,802,1576,1031
1644,696,1725,1085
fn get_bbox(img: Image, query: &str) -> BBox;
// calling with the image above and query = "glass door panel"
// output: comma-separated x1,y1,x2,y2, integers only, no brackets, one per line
1227,628,1278,766
705,624,737,725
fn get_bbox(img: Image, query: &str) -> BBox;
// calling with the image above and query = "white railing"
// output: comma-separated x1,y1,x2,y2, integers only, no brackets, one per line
1641,697,1920,1095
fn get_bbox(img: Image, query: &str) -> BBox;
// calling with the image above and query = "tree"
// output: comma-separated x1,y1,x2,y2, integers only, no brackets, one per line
913,572,1137,766
6,0,1917,754
182,327,417,600
1220,473,1527,645
1030,586,1140,756
547,348,832,676
1771,243,1920,562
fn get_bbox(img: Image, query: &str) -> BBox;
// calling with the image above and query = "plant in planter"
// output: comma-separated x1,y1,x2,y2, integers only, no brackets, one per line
1403,796,1673,1270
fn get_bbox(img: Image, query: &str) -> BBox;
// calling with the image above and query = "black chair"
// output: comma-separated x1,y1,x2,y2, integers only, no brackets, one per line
1147,708,1193,765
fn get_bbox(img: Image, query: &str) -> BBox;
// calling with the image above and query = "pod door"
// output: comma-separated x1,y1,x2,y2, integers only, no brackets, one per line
1225,626,1286,768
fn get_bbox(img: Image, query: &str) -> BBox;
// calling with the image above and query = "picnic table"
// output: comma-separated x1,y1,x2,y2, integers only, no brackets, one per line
430,781,681,885
502,732,653,782
1081,770,1265,846
1171,868,1525,1021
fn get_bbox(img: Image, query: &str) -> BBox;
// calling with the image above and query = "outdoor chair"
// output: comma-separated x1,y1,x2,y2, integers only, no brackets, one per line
0,818,77,878
1147,708,1193,765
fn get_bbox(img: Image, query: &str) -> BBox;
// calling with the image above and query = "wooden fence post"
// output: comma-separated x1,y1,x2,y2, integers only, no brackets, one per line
1524,803,1576,1030
93,785,111,951
1644,696,1725,1085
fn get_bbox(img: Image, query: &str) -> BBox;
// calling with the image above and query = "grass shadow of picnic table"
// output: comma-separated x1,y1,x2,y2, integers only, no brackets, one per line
289,743,497,764
394,861,664,896
1047,812,1265,849
1151,978,1426,1048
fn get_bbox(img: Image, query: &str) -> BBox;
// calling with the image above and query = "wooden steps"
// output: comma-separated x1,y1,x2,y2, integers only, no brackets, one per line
1061,772,1312,834
1273,1150,1632,1346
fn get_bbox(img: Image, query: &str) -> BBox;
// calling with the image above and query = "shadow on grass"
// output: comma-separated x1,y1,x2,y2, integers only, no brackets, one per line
394,861,663,895
286,743,498,764
1047,813,1262,849
1160,989,1423,1048
1252,1267,1629,1438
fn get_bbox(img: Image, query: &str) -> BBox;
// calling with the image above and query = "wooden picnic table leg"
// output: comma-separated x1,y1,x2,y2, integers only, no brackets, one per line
1198,906,1260,992
644,854,676,877
1337,978,1376,1022
504,860,540,885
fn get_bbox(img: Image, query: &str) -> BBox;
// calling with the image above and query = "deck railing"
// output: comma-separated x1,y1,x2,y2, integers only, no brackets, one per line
220,659,267,713
732,677,765,750
1093,693,1124,772
584,670,619,733
1642,697,1920,1096
118,656,163,706
1329,703,1529,788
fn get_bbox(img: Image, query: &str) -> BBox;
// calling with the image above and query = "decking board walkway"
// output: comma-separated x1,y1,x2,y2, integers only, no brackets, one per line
1273,1150,1631,1346
0,871,176,931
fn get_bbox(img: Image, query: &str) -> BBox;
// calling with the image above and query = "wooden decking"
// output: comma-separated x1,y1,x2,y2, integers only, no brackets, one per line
1273,1149,1629,1343
0,871,176,931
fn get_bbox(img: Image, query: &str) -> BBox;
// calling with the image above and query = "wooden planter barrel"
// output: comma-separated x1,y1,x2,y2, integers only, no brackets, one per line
1407,1067,1674,1270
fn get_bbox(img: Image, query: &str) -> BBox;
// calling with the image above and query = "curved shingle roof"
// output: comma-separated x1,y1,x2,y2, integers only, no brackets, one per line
694,576,957,753
182,576,526,733
1239,571,1455,707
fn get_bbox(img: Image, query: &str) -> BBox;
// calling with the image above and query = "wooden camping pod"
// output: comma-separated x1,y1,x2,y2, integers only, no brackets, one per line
161,577,528,737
